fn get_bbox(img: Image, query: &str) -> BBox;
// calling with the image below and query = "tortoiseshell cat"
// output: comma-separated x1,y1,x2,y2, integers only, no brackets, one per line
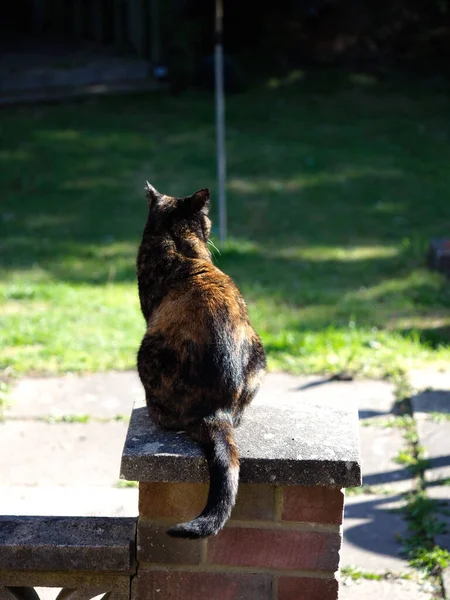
136,183,266,539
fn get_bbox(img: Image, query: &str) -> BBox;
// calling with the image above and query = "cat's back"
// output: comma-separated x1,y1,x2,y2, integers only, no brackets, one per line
148,259,251,343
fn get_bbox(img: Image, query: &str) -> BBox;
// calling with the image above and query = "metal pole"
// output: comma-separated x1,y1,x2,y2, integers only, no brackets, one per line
215,0,227,242
151,0,160,65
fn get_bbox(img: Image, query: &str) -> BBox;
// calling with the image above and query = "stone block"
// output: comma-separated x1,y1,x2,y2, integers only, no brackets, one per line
1,574,130,600
121,393,361,488
0,516,136,573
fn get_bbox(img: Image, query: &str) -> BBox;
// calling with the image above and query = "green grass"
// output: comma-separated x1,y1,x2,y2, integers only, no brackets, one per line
340,565,413,582
1,74,450,376
115,480,138,489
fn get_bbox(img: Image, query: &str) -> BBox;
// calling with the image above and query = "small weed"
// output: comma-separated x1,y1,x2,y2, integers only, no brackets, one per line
401,491,450,579
113,414,129,422
40,414,91,424
340,566,412,582
361,415,414,429
394,447,430,476
346,484,394,496
115,480,138,489
408,546,450,575
0,381,10,418
340,566,383,581
429,412,450,423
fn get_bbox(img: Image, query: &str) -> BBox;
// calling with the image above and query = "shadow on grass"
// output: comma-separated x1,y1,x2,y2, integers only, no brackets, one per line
1,87,450,340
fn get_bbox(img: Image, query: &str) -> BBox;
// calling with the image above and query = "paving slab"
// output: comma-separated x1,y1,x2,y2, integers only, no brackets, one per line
424,483,450,551
443,566,450,600
7,372,395,420
342,494,410,573
340,578,432,600
410,367,450,393
0,420,129,486
272,375,395,420
414,416,450,483
0,485,138,517
6,371,143,419
412,389,450,415
358,426,413,492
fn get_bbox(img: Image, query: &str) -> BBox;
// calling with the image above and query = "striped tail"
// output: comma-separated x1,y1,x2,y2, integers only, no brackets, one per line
167,414,239,539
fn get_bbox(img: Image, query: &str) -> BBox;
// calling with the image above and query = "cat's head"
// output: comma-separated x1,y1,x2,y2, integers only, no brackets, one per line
144,182,212,244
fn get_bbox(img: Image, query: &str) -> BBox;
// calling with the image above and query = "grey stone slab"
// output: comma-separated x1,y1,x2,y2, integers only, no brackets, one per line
0,421,129,486
425,483,450,551
342,494,410,573
409,367,450,394
120,377,362,486
6,371,143,419
1,572,130,596
443,566,450,600
340,578,431,600
0,516,136,572
267,374,395,421
411,389,450,416
358,426,414,492
0,486,138,518
416,418,450,483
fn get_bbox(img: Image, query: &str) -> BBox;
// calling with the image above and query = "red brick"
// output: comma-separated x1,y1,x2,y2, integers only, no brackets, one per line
207,528,341,571
281,487,344,524
139,482,208,521
278,577,338,600
231,484,276,521
138,522,203,565
136,569,273,600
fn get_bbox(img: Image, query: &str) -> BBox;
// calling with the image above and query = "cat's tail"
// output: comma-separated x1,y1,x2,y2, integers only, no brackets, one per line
167,412,239,539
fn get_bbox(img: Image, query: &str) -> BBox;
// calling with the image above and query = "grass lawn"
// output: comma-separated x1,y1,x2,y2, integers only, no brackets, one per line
1,73,450,379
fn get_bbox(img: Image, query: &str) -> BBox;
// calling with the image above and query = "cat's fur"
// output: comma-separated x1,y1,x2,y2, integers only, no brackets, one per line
136,183,266,539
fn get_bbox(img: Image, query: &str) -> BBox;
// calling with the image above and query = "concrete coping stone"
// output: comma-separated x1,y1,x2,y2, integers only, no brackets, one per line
0,516,136,573
120,391,362,488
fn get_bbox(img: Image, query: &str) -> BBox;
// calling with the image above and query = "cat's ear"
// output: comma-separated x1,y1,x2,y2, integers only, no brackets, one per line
190,188,210,214
145,181,161,207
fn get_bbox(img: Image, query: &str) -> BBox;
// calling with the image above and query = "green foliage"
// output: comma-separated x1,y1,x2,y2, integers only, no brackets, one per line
394,447,430,476
40,414,91,424
340,566,383,581
401,491,450,576
345,484,394,496
0,381,10,418
408,546,450,573
429,412,450,423
115,480,138,489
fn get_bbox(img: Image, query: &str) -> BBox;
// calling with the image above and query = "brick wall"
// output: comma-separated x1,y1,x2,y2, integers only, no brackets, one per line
134,482,343,600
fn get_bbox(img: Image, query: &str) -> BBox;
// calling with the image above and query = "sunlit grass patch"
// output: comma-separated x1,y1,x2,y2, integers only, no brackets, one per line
1,79,450,376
